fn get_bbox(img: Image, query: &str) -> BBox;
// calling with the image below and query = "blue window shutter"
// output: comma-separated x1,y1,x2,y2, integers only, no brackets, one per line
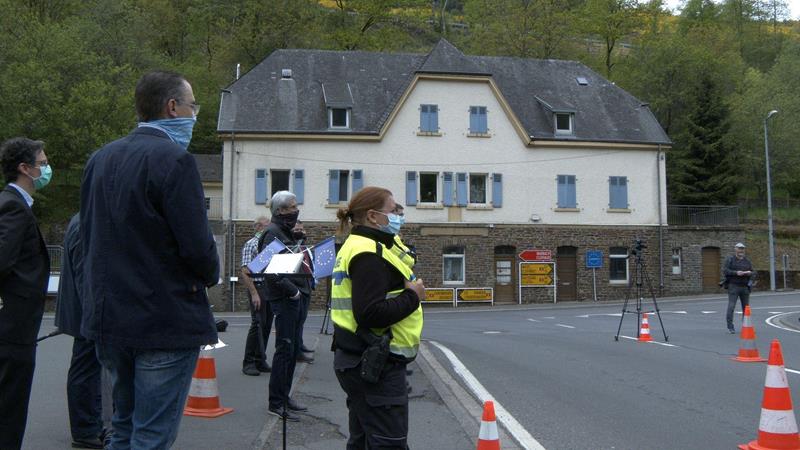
567,175,576,208
469,107,478,133
479,107,488,132
620,177,628,208
609,176,616,208
294,169,304,204
609,176,628,208
443,172,454,206
328,170,339,204
255,169,267,204
431,105,438,131
420,105,426,131
492,173,503,207
352,169,363,194
405,171,417,206
456,172,467,206
557,175,566,207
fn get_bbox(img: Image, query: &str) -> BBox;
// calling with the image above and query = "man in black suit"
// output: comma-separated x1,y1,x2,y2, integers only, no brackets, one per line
55,213,107,449
80,71,219,449
258,190,313,421
0,137,52,450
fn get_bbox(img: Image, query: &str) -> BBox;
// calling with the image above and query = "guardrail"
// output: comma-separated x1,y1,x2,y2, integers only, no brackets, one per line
668,205,739,226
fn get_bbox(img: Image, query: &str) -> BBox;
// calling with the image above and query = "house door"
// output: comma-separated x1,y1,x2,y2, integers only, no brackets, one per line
556,246,578,301
494,246,516,303
702,247,721,293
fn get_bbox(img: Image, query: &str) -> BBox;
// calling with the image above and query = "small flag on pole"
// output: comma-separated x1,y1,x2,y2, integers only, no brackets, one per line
312,237,336,279
247,238,287,273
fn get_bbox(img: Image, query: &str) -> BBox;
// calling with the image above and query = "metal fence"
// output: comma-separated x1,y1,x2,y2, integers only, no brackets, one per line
46,245,63,273
667,205,739,226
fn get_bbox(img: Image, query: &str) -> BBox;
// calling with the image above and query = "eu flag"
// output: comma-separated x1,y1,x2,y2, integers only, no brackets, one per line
312,237,336,279
247,238,287,273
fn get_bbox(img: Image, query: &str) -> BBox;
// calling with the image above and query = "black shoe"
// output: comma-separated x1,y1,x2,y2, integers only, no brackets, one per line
242,365,260,376
728,327,736,334
287,398,308,411
71,436,104,449
300,345,314,353
256,363,271,373
296,354,314,364
268,407,300,422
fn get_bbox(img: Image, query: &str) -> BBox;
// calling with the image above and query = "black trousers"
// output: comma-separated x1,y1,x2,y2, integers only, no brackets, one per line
268,296,303,409
243,292,274,368
0,343,36,450
727,284,750,328
67,337,103,440
335,361,409,450
296,294,310,355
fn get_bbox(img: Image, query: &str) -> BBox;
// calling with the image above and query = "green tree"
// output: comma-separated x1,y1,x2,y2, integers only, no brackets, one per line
581,0,640,77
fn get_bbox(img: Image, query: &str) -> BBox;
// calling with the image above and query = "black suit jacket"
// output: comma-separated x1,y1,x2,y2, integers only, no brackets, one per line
0,185,50,345
80,127,220,348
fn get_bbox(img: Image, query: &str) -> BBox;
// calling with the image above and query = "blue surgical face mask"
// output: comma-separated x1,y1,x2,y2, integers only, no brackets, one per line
29,163,53,190
139,116,196,150
375,211,403,235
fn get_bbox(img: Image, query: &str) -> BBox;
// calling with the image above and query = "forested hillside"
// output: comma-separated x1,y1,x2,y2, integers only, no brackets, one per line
1,0,798,226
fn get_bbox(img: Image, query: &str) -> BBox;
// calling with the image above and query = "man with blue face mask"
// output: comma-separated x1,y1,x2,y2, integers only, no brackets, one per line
0,137,51,450
80,71,219,449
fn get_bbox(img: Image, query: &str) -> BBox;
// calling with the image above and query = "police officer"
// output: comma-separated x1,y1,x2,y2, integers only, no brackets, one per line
331,186,425,449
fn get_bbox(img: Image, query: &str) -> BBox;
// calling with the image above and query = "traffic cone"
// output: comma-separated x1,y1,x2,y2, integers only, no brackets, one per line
638,313,653,342
477,400,500,450
184,350,234,418
739,339,800,450
734,306,767,363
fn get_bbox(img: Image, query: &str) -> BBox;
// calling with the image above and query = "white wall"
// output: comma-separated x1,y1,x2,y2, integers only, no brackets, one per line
223,79,668,225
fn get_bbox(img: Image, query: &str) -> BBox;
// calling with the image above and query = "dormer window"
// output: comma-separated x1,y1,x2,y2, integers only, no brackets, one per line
328,108,350,129
555,112,573,135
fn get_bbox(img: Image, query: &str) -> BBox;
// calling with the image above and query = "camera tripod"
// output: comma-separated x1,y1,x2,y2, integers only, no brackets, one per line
614,247,668,341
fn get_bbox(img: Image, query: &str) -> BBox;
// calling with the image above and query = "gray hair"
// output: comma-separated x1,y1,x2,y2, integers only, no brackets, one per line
269,190,296,215
253,215,269,226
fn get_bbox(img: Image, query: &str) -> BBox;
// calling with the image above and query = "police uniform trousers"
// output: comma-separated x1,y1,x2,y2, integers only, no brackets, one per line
335,360,409,450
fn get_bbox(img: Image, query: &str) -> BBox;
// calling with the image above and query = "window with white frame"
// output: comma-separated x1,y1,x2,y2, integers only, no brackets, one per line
672,248,682,275
271,169,290,194
557,175,577,208
555,112,573,135
609,176,628,209
419,172,438,203
328,108,350,129
469,173,487,204
609,247,629,284
443,246,465,285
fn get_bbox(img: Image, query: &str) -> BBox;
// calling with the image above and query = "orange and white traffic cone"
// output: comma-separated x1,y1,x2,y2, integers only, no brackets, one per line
734,306,766,363
184,350,234,418
477,400,500,450
739,339,800,450
638,313,653,342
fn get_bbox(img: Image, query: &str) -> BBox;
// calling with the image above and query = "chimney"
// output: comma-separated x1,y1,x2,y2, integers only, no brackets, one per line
276,68,298,130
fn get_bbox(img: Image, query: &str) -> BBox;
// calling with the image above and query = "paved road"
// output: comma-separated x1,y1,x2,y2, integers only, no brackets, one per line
422,291,800,449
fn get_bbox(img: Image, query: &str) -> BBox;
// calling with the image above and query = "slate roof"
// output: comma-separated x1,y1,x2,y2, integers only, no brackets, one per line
192,154,222,183
218,39,670,145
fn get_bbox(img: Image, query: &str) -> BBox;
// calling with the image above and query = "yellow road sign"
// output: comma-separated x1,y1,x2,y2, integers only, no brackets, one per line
457,288,493,302
424,289,454,302
522,274,553,286
520,263,553,276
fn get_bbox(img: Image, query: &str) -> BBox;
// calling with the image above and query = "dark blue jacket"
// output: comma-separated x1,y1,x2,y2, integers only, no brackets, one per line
0,185,49,345
54,213,83,338
80,127,219,348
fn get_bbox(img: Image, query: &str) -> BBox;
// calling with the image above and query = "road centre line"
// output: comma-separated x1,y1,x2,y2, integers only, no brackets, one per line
527,318,540,322
429,341,545,450
556,324,575,329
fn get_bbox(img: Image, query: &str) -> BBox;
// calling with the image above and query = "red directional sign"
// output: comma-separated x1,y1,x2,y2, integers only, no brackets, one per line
519,249,552,262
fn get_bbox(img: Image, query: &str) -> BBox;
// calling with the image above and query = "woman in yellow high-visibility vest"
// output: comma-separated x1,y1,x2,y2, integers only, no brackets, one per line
331,186,425,449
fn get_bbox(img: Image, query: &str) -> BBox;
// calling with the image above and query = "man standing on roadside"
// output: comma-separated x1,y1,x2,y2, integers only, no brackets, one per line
241,215,273,376
723,242,755,334
0,137,51,450
81,70,220,449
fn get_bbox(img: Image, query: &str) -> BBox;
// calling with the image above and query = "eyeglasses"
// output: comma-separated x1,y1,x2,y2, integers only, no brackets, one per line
31,160,48,168
176,99,200,115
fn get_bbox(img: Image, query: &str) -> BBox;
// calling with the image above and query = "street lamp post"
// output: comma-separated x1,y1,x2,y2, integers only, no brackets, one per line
764,109,779,291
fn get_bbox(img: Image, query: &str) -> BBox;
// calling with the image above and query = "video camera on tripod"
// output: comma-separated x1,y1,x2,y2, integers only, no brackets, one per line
629,238,647,257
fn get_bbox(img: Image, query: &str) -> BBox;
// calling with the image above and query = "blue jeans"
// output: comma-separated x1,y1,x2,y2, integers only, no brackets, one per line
96,342,199,450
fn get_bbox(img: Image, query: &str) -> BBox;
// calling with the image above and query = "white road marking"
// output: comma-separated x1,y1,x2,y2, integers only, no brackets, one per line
660,311,687,314
429,341,546,450
769,312,783,314
618,335,677,347
484,331,502,334
701,311,716,314
765,312,800,334
786,368,800,376
527,318,540,322
577,313,622,318
542,316,555,319
556,324,575,329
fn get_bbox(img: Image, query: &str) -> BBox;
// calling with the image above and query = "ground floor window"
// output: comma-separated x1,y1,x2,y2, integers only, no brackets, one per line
672,248,682,275
609,247,629,284
443,246,465,285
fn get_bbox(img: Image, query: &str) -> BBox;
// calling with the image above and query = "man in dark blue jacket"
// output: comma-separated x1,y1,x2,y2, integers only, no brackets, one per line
55,213,107,449
80,71,219,449
0,137,51,450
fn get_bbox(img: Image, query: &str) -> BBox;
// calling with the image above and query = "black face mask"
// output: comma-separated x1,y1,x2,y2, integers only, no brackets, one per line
273,210,299,230
292,230,306,241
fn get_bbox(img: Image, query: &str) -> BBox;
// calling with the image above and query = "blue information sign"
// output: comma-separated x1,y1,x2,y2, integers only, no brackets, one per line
586,250,603,268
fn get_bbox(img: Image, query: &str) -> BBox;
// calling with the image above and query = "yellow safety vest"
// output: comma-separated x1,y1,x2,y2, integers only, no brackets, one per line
331,234,423,360
391,234,416,270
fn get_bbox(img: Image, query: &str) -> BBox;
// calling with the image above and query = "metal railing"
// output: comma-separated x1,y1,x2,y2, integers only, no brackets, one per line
46,245,63,273
667,205,739,226
206,196,223,219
